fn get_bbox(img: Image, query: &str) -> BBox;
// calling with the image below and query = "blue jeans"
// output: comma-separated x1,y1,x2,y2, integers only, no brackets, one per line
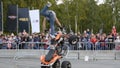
40,5,55,35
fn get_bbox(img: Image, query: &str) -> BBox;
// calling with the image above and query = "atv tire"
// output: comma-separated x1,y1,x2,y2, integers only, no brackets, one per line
52,60,60,68
61,61,71,68
41,66,50,68
68,35,79,45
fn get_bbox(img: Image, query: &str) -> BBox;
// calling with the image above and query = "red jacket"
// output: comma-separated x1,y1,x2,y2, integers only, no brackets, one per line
112,28,116,36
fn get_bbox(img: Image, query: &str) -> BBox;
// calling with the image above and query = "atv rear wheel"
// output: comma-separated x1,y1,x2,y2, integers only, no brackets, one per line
61,61,71,68
41,66,50,68
52,60,60,68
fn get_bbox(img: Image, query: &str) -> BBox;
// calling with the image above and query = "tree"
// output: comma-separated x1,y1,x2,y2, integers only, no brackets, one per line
1,0,120,34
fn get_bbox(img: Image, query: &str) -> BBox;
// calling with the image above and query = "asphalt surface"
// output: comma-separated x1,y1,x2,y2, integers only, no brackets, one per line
0,58,120,68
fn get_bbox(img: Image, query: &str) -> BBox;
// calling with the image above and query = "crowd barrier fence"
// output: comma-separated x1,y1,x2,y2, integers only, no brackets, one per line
0,42,120,60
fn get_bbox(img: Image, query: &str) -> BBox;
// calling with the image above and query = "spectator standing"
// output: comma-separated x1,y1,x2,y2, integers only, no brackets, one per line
33,34,41,49
114,36,120,50
105,34,114,50
99,36,106,50
90,34,97,50
111,26,117,39
0,35,2,49
81,33,91,50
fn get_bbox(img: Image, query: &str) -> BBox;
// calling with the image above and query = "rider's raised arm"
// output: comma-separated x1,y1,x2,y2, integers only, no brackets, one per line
55,17,62,28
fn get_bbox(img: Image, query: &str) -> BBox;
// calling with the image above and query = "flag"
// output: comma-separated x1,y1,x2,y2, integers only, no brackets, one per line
6,5,18,33
18,8,30,33
29,10,40,33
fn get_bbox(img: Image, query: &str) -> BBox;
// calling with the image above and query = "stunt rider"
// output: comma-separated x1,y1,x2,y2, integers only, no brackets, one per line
40,2,62,39
40,2,63,62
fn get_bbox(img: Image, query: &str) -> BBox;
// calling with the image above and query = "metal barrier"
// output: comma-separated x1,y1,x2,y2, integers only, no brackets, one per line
68,42,120,50
0,49,120,60
68,41,117,50
0,42,17,49
0,42,120,50
0,42,120,60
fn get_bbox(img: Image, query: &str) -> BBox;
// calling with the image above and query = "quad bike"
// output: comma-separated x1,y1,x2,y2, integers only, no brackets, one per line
40,31,71,68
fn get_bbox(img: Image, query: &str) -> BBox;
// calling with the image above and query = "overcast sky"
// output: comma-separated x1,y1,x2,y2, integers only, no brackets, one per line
96,0,105,5
56,0,105,5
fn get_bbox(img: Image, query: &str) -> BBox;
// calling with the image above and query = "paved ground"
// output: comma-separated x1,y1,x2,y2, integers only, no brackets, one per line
0,58,120,68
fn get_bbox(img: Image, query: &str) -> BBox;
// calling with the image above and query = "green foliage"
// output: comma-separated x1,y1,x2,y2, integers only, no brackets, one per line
1,0,120,34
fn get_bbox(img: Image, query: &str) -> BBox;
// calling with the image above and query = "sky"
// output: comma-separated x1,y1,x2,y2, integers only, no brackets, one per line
56,0,105,5
95,0,105,5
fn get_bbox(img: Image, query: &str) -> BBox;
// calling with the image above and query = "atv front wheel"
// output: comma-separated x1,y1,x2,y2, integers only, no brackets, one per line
68,35,79,45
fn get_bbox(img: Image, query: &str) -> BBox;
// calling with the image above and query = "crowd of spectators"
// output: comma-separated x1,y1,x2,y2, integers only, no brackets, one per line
0,26,120,50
